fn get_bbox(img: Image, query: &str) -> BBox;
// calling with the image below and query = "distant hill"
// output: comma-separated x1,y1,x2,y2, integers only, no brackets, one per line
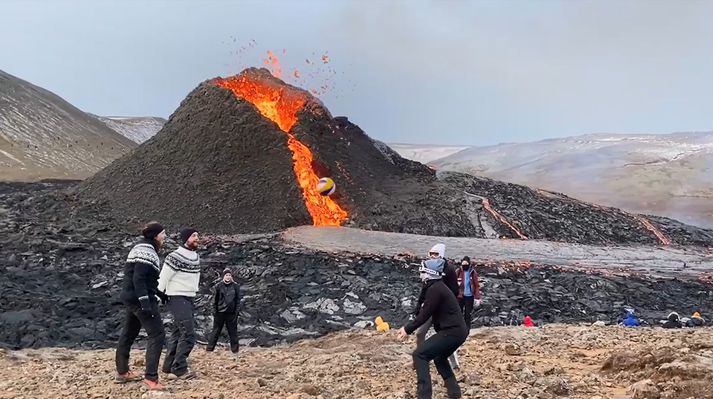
94,115,165,144
0,69,136,181
427,132,713,228
387,143,468,164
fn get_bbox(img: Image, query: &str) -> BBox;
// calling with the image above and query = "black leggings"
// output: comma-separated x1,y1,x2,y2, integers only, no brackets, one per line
413,331,466,398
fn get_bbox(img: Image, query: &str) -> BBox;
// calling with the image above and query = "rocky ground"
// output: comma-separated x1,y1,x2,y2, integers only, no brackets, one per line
2,325,713,399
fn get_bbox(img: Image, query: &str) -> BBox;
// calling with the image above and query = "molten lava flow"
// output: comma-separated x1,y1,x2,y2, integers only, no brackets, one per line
634,216,671,246
215,74,304,131
214,74,348,226
482,198,528,240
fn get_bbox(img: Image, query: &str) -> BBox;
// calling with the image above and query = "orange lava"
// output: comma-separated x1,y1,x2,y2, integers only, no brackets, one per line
634,216,671,246
482,198,528,240
214,73,348,226
263,51,282,79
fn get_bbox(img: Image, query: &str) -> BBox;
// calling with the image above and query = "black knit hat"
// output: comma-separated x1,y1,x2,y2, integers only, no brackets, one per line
222,268,232,276
180,228,198,245
461,256,471,263
142,222,165,240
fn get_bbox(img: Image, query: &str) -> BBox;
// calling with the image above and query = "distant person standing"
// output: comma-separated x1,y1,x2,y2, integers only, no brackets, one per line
206,268,241,355
456,257,481,331
158,228,201,379
115,222,167,391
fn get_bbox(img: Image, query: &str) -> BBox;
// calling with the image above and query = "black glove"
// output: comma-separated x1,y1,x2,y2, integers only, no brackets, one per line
156,291,168,305
138,296,154,318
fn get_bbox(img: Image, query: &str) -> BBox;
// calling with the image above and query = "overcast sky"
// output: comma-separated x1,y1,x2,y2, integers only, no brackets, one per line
2,0,712,145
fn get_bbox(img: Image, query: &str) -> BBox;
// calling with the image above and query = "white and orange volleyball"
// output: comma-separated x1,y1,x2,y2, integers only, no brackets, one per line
316,177,336,196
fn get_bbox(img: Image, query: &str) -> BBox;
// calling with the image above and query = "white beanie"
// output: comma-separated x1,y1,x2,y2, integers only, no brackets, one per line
428,243,445,258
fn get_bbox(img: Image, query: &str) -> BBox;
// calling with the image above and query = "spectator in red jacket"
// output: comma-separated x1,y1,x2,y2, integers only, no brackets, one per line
456,257,481,331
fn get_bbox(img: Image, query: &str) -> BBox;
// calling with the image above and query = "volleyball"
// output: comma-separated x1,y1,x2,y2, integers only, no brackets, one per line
316,177,336,196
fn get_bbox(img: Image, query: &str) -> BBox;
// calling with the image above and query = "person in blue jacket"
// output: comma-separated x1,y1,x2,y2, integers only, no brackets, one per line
622,310,640,327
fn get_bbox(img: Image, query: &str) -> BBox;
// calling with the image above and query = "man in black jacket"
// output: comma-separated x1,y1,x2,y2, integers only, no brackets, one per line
206,268,240,354
115,222,167,391
399,253,467,399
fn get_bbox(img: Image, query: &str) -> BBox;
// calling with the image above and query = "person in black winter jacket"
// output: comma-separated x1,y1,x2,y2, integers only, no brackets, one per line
415,244,461,369
115,222,167,391
206,268,240,354
399,249,468,399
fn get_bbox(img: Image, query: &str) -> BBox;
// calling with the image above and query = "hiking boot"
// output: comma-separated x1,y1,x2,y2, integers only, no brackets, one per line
416,382,432,399
168,369,197,380
143,379,166,391
114,371,142,383
444,376,462,399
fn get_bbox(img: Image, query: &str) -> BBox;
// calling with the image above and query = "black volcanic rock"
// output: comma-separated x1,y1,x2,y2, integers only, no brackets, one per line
77,68,480,236
440,172,658,244
78,82,310,233
2,182,713,349
74,68,713,246
647,215,713,247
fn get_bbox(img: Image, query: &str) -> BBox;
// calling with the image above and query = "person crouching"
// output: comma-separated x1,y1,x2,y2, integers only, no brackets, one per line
399,255,468,399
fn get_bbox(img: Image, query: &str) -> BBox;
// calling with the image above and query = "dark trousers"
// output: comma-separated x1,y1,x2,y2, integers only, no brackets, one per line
162,296,196,375
415,317,458,367
413,332,466,399
115,303,165,381
459,296,475,331
207,312,239,353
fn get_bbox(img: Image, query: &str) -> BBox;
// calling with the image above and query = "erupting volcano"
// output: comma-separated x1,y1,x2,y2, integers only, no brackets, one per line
213,74,347,226
77,67,713,246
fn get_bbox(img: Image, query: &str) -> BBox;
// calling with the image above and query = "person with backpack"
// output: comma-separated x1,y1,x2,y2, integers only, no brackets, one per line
206,268,241,355
398,247,468,399
115,222,167,391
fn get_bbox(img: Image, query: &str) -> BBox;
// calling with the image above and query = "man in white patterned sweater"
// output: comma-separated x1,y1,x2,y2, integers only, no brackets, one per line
158,228,201,379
